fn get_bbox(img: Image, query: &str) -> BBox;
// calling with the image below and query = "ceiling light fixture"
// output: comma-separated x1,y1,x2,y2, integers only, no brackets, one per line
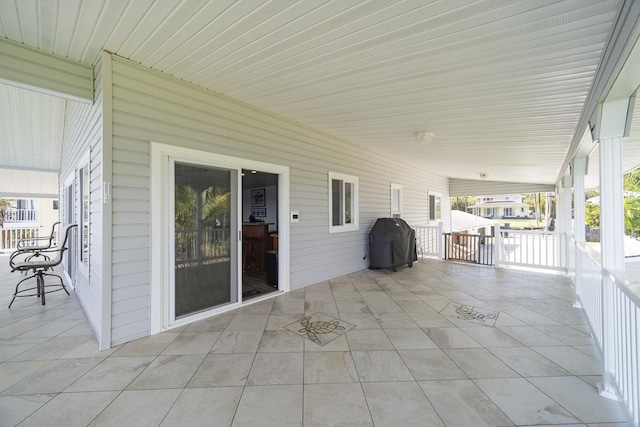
415,131,434,144
251,170,257,174
479,173,488,179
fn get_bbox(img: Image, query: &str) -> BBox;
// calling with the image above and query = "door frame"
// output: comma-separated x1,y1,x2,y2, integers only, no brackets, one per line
168,158,240,323
150,142,290,333
61,172,76,288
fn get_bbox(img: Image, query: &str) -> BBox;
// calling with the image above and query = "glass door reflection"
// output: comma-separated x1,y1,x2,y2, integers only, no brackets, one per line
173,161,237,318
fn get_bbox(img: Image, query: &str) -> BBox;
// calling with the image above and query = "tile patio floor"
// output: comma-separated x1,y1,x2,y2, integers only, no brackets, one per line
0,256,631,426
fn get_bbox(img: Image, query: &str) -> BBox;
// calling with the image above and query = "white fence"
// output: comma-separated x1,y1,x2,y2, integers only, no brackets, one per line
0,227,40,253
573,239,640,426
4,208,37,223
414,224,442,259
572,240,604,346
499,229,567,271
416,225,567,272
175,228,231,266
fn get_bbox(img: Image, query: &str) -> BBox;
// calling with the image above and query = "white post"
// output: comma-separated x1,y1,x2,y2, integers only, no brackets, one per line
556,176,573,275
597,98,630,399
555,185,564,269
545,192,551,232
493,223,501,268
599,137,625,277
573,157,588,244
437,222,444,260
572,157,588,309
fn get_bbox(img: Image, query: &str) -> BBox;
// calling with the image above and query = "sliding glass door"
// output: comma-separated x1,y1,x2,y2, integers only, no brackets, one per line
171,161,239,319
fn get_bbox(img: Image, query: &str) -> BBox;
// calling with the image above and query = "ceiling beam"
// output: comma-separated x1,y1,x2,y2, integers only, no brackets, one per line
449,179,555,197
0,169,58,199
0,38,93,103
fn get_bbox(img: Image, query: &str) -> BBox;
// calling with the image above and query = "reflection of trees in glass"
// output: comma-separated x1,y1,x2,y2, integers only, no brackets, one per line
175,184,231,265
0,199,9,227
175,185,196,231
202,187,230,229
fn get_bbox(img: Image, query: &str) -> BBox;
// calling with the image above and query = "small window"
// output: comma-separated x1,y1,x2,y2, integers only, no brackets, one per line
329,172,359,233
429,192,441,222
391,183,403,217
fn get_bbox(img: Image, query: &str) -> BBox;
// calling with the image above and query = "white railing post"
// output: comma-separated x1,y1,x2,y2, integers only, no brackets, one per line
559,176,572,273
437,222,443,260
493,224,501,267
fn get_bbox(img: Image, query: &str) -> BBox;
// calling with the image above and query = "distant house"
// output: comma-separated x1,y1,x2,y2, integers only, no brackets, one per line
468,195,531,219
0,198,58,252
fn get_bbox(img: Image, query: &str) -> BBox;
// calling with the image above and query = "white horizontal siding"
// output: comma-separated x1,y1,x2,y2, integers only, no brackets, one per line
0,38,92,102
59,60,103,345
109,55,449,342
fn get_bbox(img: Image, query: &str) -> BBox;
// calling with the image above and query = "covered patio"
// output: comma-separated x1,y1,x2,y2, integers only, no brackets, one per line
1,0,640,425
0,257,628,426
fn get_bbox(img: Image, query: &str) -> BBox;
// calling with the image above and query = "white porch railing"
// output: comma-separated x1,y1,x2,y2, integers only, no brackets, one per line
0,227,40,253
175,228,231,266
4,208,38,223
416,225,567,271
499,229,567,271
414,223,443,259
573,239,640,426
571,240,604,345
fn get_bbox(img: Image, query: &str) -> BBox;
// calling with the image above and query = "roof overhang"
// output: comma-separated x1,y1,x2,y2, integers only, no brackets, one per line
451,210,499,232
0,168,58,198
0,38,93,103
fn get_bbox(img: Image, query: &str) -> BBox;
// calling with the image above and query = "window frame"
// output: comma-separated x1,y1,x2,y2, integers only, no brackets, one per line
78,153,90,277
391,183,403,217
328,171,359,233
429,191,442,222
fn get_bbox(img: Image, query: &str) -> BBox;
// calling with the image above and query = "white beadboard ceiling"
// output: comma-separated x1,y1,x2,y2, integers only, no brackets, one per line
0,0,632,185
0,84,65,171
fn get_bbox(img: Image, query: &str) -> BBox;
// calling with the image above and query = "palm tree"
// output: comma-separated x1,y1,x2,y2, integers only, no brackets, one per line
0,199,9,228
174,185,196,230
201,187,230,229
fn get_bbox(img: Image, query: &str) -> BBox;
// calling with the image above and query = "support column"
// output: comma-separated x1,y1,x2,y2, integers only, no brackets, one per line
597,98,630,399
572,157,588,244
598,97,629,279
556,176,573,234
599,137,625,276
572,158,588,309
556,176,572,272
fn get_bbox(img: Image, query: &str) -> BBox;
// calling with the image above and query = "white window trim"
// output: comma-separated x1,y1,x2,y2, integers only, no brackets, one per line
391,183,403,217
77,152,90,279
429,191,442,223
328,171,359,233
61,172,76,288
